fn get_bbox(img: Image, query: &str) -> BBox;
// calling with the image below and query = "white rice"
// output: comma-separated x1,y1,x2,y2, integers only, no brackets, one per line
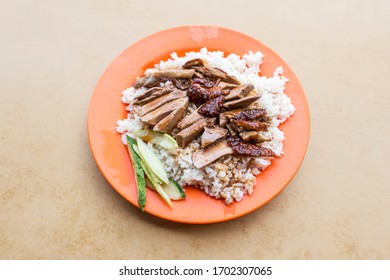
116,48,295,205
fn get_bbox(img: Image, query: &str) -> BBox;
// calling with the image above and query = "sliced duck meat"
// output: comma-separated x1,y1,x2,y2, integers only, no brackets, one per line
183,58,204,69
239,131,259,143
175,118,216,148
134,69,195,88
140,89,186,116
226,124,238,136
157,69,196,79
231,119,269,131
239,131,271,143
218,81,239,92
134,75,161,88
219,109,242,126
134,87,161,102
172,78,190,90
198,95,225,117
192,66,206,75
134,84,174,105
225,74,241,85
225,84,255,101
204,66,227,81
184,58,240,85
183,58,206,75
193,140,234,169
223,93,261,110
177,108,203,130
141,97,189,125
163,69,196,79
204,66,240,85
257,132,271,143
153,105,187,134
201,126,228,148
193,71,205,78
227,136,275,157
232,108,267,121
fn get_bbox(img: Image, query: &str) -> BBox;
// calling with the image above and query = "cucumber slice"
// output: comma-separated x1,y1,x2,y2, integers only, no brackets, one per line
146,178,185,201
145,177,156,191
132,129,150,139
152,183,172,208
126,135,146,211
137,154,162,187
132,144,163,184
133,130,178,151
161,180,186,200
153,134,178,151
138,153,172,208
136,137,169,184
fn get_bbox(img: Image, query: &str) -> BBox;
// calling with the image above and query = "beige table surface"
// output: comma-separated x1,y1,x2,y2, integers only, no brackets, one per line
1,0,389,260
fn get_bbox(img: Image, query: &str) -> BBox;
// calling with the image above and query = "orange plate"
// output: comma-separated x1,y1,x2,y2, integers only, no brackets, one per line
87,26,310,224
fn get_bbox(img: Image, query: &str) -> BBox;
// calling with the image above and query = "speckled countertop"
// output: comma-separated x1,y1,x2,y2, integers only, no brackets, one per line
1,0,389,259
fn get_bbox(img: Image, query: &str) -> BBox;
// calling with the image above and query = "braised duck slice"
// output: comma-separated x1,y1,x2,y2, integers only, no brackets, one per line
219,109,242,126
134,84,174,105
193,140,234,169
201,126,228,148
204,66,241,85
134,75,161,88
140,89,187,116
218,81,239,91
227,136,275,158
135,87,161,102
231,119,269,131
232,108,267,121
239,131,259,142
204,66,227,81
183,58,240,85
176,118,216,148
223,93,261,110
153,104,188,134
192,66,206,75
225,84,255,101
177,108,203,130
172,78,190,90
257,132,271,143
183,58,204,68
134,69,196,88
226,124,238,136
154,69,196,79
141,97,189,126
225,74,241,85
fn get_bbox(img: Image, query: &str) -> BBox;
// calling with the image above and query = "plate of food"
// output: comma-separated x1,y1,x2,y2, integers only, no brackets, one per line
87,26,310,224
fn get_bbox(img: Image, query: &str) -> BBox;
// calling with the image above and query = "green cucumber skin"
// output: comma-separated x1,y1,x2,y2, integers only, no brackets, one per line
170,180,186,199
150,135,178,151
136,137,169,184
145,177,185,201
126,136,146,211
137,151,172,208
140,152,162,187
145,177,156,191
133,130,178,151
162,180,186,200
153,184,172,208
